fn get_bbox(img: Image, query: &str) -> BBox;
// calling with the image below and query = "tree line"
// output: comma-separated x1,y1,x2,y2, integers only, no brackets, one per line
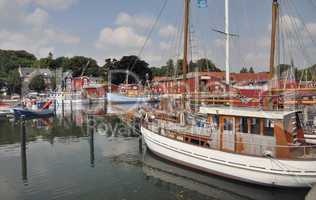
0,50,153,94
151,58,221,77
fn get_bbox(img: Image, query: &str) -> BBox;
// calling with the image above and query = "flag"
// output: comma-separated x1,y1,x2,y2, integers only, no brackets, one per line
197,0,208,8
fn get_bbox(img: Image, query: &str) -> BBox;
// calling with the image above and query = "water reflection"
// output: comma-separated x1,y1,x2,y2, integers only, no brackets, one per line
20,119,27,184
0,104,310,200
142,150,309,200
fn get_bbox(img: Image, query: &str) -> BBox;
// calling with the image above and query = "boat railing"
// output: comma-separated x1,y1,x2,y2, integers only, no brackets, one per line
143,121,316,160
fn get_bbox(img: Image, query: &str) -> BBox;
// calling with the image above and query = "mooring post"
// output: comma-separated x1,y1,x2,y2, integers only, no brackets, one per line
53,99,57,115
70,99,73,122
139,136,143,153
88,115,95,167
20,115,27,184
62,99,65,119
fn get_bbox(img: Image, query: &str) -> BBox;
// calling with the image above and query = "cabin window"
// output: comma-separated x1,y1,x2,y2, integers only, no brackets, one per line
240,117,248,133
212,116,219,128
224,119,233,131
191,139,199,145
251,118,260,135
264,119,274,136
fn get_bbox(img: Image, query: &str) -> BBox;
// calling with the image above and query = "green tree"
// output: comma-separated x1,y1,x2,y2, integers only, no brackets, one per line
6,69,22,94
249,67,255,73
0,50,36,73
29,75,46,92
65,56,100,77
175,59,183,75
53,57,70,70
107,55,152,85
240,67,248,73
196,58,219,72
166,59,175,75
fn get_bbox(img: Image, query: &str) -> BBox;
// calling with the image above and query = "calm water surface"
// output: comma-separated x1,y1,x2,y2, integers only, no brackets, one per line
0,108,310,200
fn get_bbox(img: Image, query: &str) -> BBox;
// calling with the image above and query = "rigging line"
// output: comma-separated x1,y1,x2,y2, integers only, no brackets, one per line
308,0,316,12
166,0,182,69
160,9,179,70
283,1,314,67
130,0,169,72
288,0,316,48
171,3,183,62
239,0,255,69
279,4,290,69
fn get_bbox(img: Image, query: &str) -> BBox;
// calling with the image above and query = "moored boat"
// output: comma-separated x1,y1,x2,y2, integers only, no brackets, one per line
107,92,151,104
141,106,316,187
13,108,54,119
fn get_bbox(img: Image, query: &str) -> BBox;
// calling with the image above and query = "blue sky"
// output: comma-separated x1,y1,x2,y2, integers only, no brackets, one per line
1,0,316,72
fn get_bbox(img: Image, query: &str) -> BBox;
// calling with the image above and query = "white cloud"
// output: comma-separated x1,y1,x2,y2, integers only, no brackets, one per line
96,26,147,49
0,28,79,58
159,41,171,50
17,0,77,10
115,12,155,29
306,23,316,37
159,25,177,38
0,0,80,59
25,8,49,27
279,15,302,32
214,38,225,48
44,29,80,44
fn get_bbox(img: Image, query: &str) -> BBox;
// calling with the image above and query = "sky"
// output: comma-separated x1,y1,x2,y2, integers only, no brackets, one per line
0,0,316,72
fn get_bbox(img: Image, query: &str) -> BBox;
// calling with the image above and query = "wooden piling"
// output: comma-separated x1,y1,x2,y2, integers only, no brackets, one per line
20,115,27,183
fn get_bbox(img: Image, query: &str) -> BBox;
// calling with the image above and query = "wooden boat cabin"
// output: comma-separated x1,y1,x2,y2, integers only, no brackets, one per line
119,84,143,97
198,107,310,159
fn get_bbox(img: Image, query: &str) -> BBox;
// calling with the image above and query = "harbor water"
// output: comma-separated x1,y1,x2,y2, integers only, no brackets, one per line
0,106,310,200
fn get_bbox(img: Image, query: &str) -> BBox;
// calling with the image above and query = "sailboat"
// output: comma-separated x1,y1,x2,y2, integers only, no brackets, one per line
141,0,316,187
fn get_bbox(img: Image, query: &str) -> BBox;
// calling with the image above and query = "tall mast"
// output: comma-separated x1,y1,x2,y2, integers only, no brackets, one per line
225,0,230,85
182,0,190,82
180,0,190,112
269,0,279,80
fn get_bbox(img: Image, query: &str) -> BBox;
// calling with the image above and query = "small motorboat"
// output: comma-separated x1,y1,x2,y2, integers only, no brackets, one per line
0,109,13,118
13,108,54,119
305,134,316,144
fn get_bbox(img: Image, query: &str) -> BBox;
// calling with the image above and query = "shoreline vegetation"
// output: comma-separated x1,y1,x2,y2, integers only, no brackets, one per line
0,49,315,95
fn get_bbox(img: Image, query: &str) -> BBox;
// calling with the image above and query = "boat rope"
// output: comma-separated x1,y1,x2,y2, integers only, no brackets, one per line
265,154,313,188
129,0,169,72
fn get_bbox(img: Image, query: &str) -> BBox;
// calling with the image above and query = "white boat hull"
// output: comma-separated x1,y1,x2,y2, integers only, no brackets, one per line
305,134,316,144
142,126,316,187
107,93,151,104
56,99,90,105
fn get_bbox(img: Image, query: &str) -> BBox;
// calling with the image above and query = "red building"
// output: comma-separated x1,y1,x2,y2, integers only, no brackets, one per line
152,72,269,95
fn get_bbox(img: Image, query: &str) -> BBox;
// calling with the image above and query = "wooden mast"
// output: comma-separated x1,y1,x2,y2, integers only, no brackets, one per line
265,0,279,109
269,0,279,80
182,0,190,110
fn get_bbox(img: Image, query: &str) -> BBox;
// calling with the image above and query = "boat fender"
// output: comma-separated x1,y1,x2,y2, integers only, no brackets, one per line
263,150,273,158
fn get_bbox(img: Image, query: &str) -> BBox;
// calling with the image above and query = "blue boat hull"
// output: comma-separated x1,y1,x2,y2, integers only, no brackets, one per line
13,108,54,119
